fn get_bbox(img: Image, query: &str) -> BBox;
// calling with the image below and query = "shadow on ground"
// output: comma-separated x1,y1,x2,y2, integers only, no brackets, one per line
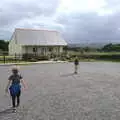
60,73,75,77
0,108,14,116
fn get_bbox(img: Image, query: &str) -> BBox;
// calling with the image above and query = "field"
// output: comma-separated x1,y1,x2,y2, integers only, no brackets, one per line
0,62,120,119
0,51,120,63
66,51,120,62
68,51,120,55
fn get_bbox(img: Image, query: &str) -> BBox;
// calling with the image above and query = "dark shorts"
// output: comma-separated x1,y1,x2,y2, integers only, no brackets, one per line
9,84,21,96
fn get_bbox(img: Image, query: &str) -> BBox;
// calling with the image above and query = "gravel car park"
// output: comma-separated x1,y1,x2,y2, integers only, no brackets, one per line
0,62,120,120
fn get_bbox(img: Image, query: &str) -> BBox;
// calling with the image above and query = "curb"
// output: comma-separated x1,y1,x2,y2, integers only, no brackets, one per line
0,61,68,66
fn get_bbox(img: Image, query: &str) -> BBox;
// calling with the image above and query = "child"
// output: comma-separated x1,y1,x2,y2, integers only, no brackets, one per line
5,66,26,112
74,56,79,74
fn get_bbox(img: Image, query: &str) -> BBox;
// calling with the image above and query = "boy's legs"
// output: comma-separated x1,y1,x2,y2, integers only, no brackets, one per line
16,91,21,107
11,95,16,108
74,65,78,73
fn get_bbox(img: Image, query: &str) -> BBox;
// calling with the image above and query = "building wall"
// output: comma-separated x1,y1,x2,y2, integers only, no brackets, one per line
60,46,63,53
22,46,64,55
22,46,48,55
9,33,22,56
9,34,15,55
9,33,64,56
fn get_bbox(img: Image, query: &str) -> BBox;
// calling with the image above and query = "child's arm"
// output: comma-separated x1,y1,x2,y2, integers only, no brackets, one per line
5,80,11,93
21,79,27,89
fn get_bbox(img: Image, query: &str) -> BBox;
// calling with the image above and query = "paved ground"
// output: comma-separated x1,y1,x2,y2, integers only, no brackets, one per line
0,62,120,120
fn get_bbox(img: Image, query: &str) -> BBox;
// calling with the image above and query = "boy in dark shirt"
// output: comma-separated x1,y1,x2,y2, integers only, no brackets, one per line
5,66,26,112
74,57,79,74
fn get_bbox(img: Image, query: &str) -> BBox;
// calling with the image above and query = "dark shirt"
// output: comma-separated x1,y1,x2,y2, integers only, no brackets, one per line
74,59,79,65
8,74,23,85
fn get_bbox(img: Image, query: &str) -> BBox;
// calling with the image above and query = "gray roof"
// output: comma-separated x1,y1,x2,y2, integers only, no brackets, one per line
13,28,67,46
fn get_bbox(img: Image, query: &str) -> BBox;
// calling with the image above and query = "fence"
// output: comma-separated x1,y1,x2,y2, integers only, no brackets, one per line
0,54,23,64
0,51,68,64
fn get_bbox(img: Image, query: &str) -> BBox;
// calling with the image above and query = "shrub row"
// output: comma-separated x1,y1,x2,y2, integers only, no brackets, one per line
80,54,120,60
67,54,120,61
22,54,49,61
1,53,120,62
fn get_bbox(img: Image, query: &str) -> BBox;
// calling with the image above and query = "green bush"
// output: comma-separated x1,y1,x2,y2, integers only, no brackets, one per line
22,54,49,61
61,53,120,62
22,54,34,60
29,58,38,62
37,55,49,61
78,54,120,61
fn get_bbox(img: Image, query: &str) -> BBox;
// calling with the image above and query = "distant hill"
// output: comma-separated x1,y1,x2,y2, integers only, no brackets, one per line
68,42,109,48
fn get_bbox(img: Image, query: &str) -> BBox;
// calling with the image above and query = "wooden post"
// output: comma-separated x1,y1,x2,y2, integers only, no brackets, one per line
15,53,16,63
3,51,6,64
3,55,5,64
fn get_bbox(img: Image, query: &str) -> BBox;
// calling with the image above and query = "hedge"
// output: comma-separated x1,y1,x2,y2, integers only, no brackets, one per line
22,54,49,61
67,54,120,61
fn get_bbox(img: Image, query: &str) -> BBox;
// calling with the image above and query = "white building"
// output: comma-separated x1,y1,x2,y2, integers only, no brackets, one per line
9,28,67,56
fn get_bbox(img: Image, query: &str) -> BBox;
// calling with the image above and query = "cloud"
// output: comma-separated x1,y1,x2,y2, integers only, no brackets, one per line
0,0,59,27
57,0,107,14
0,0,60,39
0,0,120,43
56,11,120,43
55,0,120,43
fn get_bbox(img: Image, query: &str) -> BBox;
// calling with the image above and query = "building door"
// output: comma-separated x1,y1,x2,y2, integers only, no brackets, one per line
44,48,47,56
25,47,28,54
41,48,44,55
33,47,38,55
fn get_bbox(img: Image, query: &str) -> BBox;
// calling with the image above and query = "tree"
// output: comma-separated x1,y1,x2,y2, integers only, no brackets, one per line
0,40,9,51
84,46,90,52
102,43,120,52
102,43,113,52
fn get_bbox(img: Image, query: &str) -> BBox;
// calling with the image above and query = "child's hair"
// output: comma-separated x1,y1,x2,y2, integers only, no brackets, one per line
11,66,20,74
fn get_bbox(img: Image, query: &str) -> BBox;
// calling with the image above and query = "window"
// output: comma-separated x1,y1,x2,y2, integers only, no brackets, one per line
49,48,52,52
33,47,37,52
41,48,44,55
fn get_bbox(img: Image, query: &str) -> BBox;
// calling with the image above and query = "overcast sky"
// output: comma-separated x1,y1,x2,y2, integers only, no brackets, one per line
0,0,120,43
